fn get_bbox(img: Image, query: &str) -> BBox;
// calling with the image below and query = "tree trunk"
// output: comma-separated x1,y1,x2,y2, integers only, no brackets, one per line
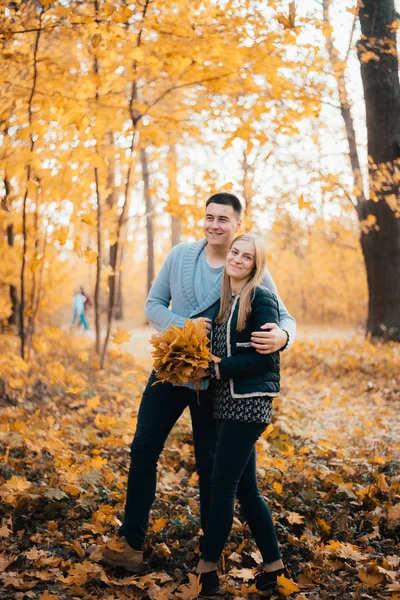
94,166,102,355
168,143,182,246
322,0,367,210
140,146,155,294
358,0,400,340
242,150,254,231
115,241,124,320
2,169,20,328
19,13,42,359
7,223,19,329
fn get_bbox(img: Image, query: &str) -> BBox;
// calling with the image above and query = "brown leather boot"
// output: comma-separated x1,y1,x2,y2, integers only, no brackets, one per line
101,537,144,573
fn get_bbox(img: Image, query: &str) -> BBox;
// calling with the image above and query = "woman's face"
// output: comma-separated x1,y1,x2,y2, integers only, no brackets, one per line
226,239,256,281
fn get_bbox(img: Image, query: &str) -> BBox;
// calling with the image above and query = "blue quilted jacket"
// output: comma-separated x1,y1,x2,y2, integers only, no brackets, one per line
212,286,280,398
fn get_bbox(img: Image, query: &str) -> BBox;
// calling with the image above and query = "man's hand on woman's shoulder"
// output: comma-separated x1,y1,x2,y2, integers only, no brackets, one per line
251,323,288,354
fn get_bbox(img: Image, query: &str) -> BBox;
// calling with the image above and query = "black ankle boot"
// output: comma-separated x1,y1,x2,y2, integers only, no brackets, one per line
199,570,220,596
255,567,287,592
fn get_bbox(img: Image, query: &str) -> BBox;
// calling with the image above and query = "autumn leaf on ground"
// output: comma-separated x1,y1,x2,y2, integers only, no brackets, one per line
387,503,400,522
277,573,300,596
111,328,131,345
286,511,305,525
39,592,59,600
358,568,385,588
3,476,31,492
175,573,201,599
152,517,168,533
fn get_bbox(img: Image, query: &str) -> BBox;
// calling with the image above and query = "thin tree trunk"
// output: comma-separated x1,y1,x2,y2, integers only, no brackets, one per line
140,146,155,295
168,142,182,246
8,224,20,329
94,166,102,354
3,173,20,327
93,0,102,354
27,181,40,355
99,1,150,367
19,12,42,359
115,241,124,320
357,0,400,340
242,150,254,231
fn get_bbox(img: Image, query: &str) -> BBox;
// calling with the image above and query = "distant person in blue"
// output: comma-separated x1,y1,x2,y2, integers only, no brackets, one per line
71,289,89,331
101,193,296,574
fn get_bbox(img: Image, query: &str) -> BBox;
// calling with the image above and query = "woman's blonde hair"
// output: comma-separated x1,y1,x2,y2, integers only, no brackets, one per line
216,234,267,331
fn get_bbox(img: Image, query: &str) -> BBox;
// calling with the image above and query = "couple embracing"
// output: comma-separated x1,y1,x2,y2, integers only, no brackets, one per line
101,193,295,595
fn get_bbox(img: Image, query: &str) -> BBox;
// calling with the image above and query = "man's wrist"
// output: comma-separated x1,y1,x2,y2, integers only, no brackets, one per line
280,329,289,352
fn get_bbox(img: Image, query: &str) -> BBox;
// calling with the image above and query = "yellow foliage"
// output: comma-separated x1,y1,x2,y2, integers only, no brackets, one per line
111,328,131,345
150,319,217,385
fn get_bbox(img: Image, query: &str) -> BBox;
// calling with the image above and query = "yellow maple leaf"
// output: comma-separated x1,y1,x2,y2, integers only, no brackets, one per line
360,51,380,63
55,225,69,246
152,517,168,533
111,328,131,345
80,212,98,227
273,481,283,495
358,568,385,588
5,476,31,492
277,2,296,30
84,247,98,264
277,574,300,596
87,395,101,410
156,542,171,558
316,517,331,534
91,456,107,469
298,194,311,210
388,503,400,522
286,511,304,525
28,251,44,273
94,414,117,431
39,592,59,600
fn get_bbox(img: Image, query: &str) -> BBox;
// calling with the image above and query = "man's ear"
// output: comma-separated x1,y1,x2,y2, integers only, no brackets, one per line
236,218,242,231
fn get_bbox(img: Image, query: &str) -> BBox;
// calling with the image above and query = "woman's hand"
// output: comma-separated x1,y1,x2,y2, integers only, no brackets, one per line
191,367,208,380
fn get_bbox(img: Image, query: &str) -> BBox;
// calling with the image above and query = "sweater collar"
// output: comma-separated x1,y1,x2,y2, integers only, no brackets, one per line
181,239,207,312
182,239,224,317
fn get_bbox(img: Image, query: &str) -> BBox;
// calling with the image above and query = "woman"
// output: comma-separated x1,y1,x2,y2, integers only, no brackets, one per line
191,234,286,596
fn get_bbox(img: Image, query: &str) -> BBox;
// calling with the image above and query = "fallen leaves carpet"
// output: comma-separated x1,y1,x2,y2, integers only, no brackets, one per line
0,329,399,599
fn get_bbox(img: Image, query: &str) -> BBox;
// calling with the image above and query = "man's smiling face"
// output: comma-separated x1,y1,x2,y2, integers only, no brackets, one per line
203,203,241,248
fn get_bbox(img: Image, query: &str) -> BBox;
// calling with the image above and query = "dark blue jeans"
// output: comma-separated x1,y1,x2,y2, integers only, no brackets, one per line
202,419,281,564
119,372,217,550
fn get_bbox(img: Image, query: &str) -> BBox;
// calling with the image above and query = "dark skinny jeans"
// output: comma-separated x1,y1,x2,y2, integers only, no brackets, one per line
202,419,281,565
119,372,217,550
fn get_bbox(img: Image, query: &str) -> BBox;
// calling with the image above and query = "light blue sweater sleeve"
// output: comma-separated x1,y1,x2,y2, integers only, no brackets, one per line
145,245,187,331
261,269,296,348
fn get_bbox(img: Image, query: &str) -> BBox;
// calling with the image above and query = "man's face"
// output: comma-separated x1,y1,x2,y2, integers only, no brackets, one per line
203,203,241,248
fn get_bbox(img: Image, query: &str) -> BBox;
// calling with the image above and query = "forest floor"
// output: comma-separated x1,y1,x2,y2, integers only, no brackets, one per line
0,326,399,600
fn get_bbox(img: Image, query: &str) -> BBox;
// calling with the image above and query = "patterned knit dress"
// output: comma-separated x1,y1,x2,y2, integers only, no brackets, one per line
211,297,273,424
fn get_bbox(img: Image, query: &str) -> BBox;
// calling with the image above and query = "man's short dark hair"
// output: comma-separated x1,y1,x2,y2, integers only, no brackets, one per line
206,193,242,218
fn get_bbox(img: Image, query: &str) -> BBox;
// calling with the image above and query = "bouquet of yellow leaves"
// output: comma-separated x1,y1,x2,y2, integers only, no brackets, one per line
150,319,219,386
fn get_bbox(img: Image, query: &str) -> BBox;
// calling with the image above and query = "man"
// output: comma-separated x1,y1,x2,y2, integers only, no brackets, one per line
102,193,295,572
